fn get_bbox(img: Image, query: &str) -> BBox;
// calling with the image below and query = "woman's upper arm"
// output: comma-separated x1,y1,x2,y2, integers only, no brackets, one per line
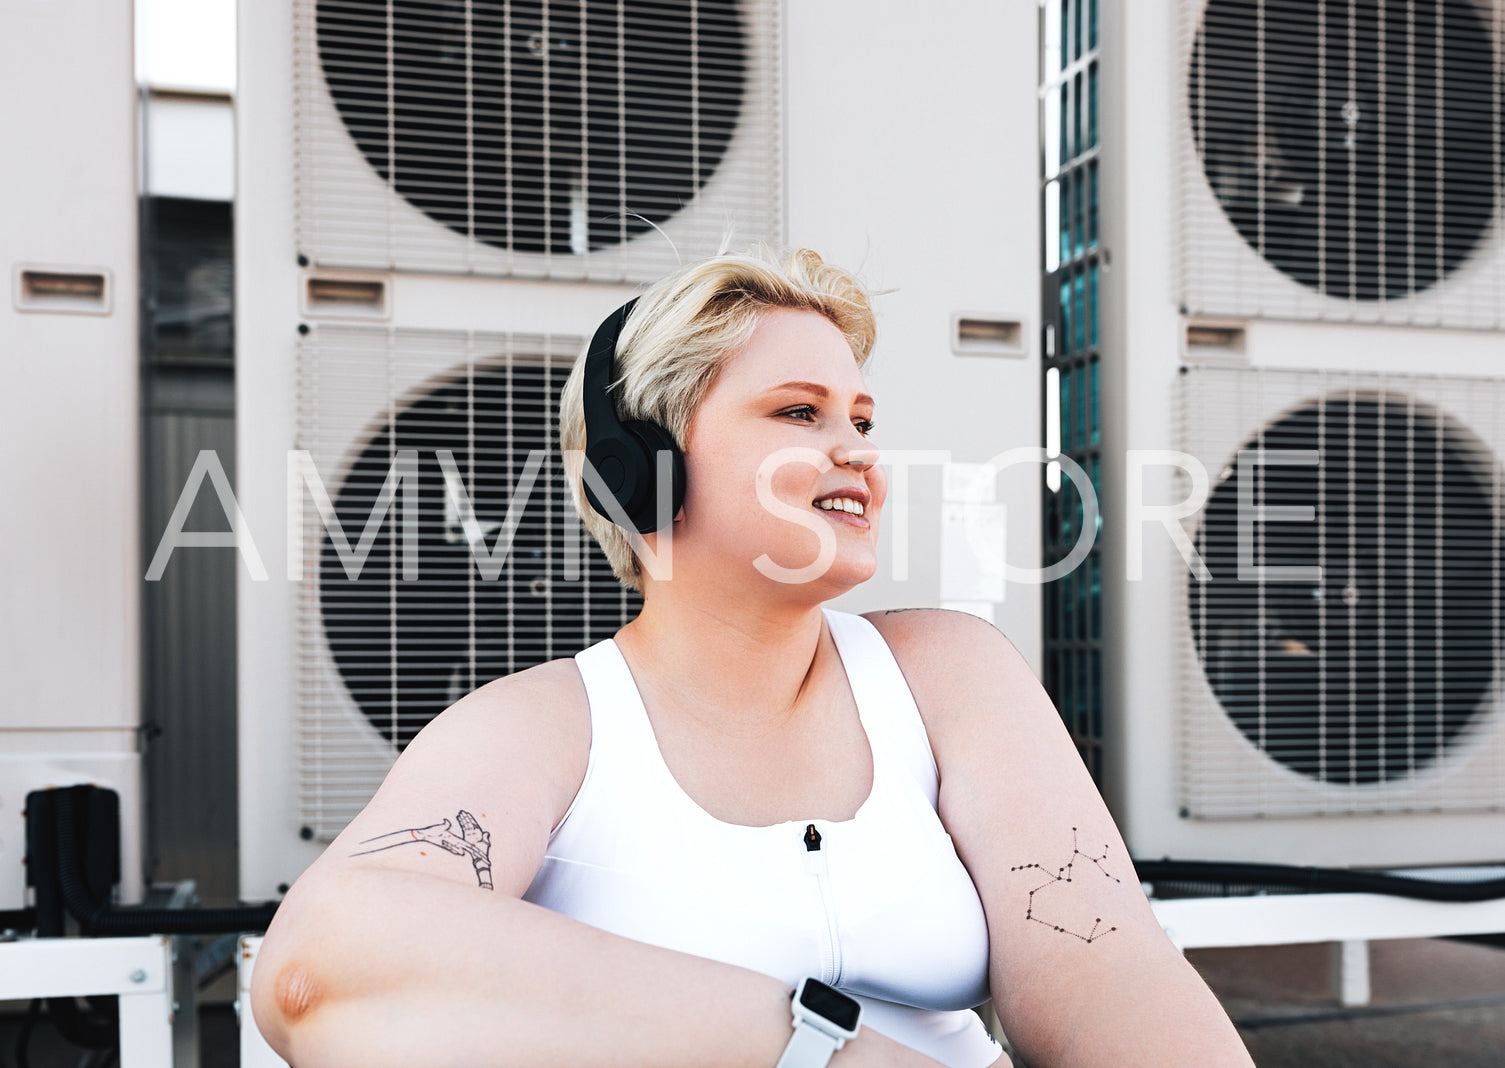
864,612,1167,1018
298,656,591,899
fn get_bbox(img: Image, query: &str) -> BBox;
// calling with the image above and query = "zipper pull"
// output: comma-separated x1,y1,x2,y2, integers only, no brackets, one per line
803,823,828,874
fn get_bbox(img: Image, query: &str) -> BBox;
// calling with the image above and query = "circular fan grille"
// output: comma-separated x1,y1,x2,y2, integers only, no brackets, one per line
1189,0,1502,301
319,361,639,750
315,0,747,255
1189,394,1499,785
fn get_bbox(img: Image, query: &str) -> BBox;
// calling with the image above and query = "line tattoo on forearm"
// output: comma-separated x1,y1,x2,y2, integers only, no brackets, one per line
1010,827,1121,944
351,809,494,889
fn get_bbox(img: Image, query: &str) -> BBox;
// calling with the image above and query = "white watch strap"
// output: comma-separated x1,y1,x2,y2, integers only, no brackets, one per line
774,1017,842,1068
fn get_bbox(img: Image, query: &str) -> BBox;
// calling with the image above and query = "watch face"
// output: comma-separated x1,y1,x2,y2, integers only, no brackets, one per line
799,979,861,1033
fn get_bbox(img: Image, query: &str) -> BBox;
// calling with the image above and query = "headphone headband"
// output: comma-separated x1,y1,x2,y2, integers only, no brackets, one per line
580,297,686,535
581,297,639,445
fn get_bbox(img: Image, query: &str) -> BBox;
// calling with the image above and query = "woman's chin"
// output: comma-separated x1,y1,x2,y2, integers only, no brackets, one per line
793,549,879,596
831,550,879,587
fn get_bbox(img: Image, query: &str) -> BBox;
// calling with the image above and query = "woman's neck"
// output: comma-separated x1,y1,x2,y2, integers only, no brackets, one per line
613,587,830,741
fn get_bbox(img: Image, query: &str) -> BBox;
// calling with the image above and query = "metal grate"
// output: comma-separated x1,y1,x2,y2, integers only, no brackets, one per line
293,0,782,281
1178,365,1505,817
1178,0,1505,328
1042,0,1106,785
296,326,640,839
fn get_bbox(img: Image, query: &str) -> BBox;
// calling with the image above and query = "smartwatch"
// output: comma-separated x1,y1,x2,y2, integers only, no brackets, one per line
775,977,863,1068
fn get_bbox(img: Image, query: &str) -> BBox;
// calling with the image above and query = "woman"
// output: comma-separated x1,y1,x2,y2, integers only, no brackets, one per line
251,246,1253,1067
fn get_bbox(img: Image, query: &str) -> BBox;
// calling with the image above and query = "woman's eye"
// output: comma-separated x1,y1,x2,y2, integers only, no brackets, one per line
780,406,875,435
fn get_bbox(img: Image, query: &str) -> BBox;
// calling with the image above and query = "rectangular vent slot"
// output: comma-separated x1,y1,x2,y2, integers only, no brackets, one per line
16,269,110,314
1185,323,1246,357
954,316,1026,357
303,276,388,319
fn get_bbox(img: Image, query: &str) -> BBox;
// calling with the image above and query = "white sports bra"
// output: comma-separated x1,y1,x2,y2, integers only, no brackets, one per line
522,608,1002,1067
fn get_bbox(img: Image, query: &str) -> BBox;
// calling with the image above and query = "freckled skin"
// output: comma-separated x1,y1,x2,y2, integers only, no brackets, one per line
275,963,320,1022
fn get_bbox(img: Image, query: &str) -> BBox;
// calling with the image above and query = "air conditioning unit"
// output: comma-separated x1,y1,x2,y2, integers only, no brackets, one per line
292,322,640,840
241,0,1042,898
292,0,782,282
1177,365,1505,822
1057,0,1505,867
0,0,143,909
1178,0,1505,329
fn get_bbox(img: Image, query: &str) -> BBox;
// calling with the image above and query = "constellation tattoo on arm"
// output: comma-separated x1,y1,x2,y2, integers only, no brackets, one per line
351,809,494,889
1010,827,1122,944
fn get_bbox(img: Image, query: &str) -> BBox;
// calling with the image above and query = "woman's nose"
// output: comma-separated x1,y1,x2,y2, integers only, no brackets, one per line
835,440,879,470
831,413,879,469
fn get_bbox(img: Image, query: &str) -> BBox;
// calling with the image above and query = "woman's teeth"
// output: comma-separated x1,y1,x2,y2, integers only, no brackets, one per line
815,497,865,517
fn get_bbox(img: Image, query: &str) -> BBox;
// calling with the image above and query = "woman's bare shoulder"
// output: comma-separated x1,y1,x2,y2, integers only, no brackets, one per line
416,655,591,754
859,607,1036,740
860,607,1020,668
466,655,590,710
373,655,593,824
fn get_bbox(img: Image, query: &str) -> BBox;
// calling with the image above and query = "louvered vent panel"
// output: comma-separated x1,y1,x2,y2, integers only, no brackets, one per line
294,1,781,281
296,326,640,839
1178,0,1505,328
1177,365,1505,818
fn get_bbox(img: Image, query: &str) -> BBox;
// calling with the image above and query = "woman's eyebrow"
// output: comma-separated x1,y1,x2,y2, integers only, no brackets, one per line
763,381,875,407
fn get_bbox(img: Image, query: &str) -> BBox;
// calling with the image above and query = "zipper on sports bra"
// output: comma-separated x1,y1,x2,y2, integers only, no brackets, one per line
803,823,843,986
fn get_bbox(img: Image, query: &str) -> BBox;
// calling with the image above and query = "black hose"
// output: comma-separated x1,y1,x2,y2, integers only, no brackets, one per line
53,787,279,936
1134,858,1505,902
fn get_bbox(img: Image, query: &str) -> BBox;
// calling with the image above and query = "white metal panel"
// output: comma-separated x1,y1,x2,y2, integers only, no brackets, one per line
0,0,140,732
239,0,322,897
144,93,236,201
0,0,143,907
0,935,168,999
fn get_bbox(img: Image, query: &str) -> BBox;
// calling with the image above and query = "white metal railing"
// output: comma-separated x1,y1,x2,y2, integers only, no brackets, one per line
238,936,289,1067
0,936,177,1068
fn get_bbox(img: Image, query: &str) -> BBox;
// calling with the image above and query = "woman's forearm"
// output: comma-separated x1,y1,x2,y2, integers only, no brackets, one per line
252,865,944,1068
998,931,1252,1067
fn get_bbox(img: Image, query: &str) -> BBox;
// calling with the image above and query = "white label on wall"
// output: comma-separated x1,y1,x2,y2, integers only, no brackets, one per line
941,500,1006,603
943,461,998,504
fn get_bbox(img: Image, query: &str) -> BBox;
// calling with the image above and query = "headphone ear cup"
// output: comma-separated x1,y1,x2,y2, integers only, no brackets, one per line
621,419,687,532
582,434,642,524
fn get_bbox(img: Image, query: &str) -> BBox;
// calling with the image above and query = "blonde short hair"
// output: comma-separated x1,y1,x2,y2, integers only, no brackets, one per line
559,244,877,591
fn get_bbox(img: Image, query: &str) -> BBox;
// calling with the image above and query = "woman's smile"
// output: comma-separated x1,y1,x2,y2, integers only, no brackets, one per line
812,489,872,528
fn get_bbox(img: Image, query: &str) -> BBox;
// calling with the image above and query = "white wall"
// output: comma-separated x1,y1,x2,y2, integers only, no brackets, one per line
0,0,143,907
788,3,1042,664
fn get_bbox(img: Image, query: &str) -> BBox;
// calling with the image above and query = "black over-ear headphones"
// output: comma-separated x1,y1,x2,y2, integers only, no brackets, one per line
581,298,688,534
